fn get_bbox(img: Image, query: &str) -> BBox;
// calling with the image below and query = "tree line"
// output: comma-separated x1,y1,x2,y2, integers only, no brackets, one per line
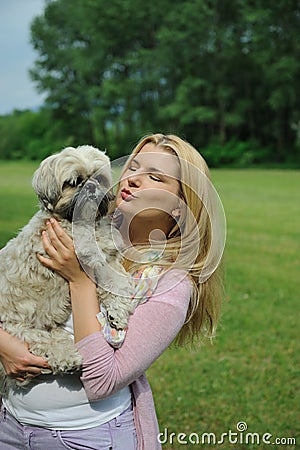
1,0,300,167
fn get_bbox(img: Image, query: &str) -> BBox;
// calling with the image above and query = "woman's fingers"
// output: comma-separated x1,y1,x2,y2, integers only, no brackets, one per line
36,251,53,269
6,355,51,380
38,219,73,265
14,357,51,380
41,229,57,256
44,220,65,253
14,367,51,382
29,354,51,370
48,219,73,249
37,231,57,269
41,219,72,254
37,218,83,282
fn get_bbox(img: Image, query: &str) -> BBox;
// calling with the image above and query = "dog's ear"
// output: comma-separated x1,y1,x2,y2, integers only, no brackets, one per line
32,155,61,211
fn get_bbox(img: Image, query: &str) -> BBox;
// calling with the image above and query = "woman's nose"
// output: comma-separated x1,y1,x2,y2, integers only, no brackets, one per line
127,174,141,188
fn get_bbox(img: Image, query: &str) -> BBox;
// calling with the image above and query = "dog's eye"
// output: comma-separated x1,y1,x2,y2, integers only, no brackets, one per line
74,177,84,186
63,177,84,188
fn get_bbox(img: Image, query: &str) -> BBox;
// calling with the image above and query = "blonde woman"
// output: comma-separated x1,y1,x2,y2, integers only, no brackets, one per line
0,134,225,450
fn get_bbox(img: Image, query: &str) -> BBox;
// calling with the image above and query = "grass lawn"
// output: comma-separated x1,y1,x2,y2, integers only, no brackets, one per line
0,161,40,247
0,161,299,449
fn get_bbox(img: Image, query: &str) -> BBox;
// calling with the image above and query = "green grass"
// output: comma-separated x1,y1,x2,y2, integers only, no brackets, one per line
0,161,40,246
0,163,299,449
148,169,299,449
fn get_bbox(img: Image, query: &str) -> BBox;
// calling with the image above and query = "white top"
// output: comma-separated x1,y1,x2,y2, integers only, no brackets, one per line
3,315,131,430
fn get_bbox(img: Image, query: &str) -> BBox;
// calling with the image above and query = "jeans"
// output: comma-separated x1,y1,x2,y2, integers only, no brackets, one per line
0,404,137,449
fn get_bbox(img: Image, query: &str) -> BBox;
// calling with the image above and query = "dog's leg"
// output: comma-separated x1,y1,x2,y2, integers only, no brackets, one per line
30,328,82,374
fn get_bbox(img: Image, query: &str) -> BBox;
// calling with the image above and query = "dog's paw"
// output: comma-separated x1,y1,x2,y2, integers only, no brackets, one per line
47,351,82,374
105,301,131,330
30,340,82,375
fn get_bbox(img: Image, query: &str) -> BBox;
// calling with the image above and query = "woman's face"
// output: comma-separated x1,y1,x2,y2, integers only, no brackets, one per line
116,143,181,239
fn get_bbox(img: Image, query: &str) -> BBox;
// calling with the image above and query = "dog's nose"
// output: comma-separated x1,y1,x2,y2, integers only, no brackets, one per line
87,182,96,194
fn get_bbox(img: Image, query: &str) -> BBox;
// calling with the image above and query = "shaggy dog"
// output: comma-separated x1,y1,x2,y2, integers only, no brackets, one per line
0,145,134,387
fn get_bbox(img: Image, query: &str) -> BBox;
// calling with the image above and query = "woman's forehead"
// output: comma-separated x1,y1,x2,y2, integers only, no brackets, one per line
132,144,180,178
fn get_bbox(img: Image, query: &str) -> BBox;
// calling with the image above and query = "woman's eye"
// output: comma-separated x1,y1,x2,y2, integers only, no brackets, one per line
149,174,162,182
128,165,136,171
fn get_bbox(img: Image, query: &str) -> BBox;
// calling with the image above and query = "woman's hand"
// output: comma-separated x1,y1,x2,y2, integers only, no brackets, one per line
37,218,87,283
37,218,100,342
0,329,50,382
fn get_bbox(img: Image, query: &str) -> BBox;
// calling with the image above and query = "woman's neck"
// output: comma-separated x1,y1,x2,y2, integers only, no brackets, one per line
119,216,168,247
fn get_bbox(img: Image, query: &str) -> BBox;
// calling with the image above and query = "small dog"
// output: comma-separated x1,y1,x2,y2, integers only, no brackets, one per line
0,145,134,387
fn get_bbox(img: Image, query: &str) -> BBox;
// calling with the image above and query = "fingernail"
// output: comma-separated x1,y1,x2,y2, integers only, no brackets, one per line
41,368,52,375
50,218,55,223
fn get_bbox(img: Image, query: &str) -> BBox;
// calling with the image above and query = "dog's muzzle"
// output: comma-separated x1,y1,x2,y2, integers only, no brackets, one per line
72,178,113,223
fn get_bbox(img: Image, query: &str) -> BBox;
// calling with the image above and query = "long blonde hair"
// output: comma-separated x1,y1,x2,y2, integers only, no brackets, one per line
114,133,225,345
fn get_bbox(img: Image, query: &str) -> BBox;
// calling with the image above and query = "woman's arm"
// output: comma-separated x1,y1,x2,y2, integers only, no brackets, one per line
0,246,51,382
69,276,101,342
76,274,190,400
0,328,50,382
0,217,95,383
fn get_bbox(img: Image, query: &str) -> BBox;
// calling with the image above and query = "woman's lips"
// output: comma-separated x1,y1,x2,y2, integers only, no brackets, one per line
121,188,136,201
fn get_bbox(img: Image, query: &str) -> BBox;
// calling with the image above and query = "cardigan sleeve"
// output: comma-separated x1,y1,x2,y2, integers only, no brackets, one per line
75,269,191,401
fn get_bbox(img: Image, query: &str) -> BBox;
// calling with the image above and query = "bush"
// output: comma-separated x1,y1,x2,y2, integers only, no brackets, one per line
0,109,69,161
201,139,272,168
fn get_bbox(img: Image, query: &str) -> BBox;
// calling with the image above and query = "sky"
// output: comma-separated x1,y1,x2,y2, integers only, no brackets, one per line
0,0,46,115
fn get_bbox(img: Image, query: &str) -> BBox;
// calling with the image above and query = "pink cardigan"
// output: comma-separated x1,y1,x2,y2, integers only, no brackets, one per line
76,270,191,450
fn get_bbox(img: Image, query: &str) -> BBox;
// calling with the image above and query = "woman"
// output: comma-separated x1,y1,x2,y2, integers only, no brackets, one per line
0,134,225,449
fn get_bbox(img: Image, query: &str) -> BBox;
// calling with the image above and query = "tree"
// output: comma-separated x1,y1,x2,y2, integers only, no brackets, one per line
29,0,300,164
30,0,175,155
240,0,300,161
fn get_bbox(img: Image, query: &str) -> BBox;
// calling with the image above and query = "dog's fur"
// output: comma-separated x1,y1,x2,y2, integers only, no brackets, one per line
0,145,134,387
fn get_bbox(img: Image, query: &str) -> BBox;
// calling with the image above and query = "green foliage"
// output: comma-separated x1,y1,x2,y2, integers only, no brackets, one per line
27,0,300,163
0,109,76,160
201,139,272,168
1,0,300,165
